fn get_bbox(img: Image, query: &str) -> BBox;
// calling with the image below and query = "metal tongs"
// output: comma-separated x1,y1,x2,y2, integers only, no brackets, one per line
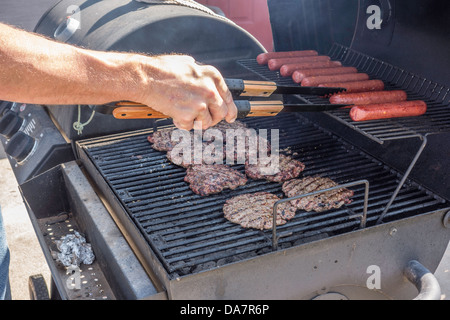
104,79,350,119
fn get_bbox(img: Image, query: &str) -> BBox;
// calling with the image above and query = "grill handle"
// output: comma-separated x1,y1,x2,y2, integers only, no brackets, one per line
404,260,442,300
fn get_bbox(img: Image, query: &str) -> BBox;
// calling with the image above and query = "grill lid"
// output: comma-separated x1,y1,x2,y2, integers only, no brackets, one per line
267,0,450,86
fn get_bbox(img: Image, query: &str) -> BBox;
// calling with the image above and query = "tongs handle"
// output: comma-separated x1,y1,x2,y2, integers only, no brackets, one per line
112,101,167,119
225,79,278,98
226,78,346,97
111,100,285,119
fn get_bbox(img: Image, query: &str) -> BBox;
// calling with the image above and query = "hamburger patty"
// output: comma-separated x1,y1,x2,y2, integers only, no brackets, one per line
147,127,178,152
184,164,247,196
223,192,297,230
208,120,249,142
245,154,305,183
166,141,225,168
225,134,272,165
282,176,354,212
147,120,249,152
148,121,254,167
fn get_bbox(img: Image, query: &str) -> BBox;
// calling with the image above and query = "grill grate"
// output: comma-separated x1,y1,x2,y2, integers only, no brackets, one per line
238,43,450,144
80,114,447,278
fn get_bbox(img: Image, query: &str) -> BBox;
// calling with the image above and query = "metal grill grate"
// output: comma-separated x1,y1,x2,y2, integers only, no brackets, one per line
238,43,450,144
79,114,447,277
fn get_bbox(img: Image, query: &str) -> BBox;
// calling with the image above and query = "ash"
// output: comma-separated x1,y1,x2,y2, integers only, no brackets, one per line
55,231,95,267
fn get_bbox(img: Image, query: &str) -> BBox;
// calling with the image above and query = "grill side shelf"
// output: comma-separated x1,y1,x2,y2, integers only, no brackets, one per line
238,44,450,143
325,44,449,219
326,43,450,141
238,43,450,220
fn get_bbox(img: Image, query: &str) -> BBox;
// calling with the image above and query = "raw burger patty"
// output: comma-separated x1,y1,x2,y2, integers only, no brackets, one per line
184,164,247,196
223,192,297,230
245,154,305,183
282,176,354,212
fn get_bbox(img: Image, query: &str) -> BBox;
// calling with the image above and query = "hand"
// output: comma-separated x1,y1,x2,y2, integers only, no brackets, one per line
136,54,237,130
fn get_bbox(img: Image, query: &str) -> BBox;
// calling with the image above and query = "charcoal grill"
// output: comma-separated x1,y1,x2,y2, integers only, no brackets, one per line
1,0,449,300
79,114,448,271
75,110,449,299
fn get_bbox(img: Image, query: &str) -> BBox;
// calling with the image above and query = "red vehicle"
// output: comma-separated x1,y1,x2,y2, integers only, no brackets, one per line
197,0,273,51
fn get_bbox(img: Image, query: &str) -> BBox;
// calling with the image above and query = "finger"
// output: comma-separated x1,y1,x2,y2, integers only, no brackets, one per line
197,116,213,130
173,119,194,131
193,121,202,131
173,102,201,131
207,67,233,103
207,67,236,123
193,116,212,130
194,101,213,129
201,81,228,126
208,99,228,126
225,100,237,123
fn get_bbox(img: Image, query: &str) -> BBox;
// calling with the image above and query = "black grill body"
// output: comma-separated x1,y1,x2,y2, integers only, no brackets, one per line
76,113,450,299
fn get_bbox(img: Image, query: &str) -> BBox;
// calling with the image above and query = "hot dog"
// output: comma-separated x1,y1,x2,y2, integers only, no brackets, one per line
319,80,385,93
349,101,427,122
280,61,342,77
292,67,358,83
268,56,331,71
330,90,408,105
301,73,369,87
257,50,318,65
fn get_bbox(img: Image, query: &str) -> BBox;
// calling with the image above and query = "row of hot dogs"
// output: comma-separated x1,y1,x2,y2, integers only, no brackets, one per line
256,50,427,122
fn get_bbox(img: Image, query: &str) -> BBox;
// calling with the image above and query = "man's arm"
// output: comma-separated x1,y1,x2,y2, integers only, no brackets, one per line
0,23,236,130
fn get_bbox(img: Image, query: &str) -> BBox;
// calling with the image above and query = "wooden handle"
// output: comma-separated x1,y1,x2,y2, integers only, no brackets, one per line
246,101,284,117
113,105,168,119
112,100,285,119
240,80,277,97
225,79,277,98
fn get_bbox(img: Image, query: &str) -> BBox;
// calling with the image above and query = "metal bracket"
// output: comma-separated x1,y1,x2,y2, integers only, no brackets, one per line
271,179,370,250
376,134,429,224
152,118,173,133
